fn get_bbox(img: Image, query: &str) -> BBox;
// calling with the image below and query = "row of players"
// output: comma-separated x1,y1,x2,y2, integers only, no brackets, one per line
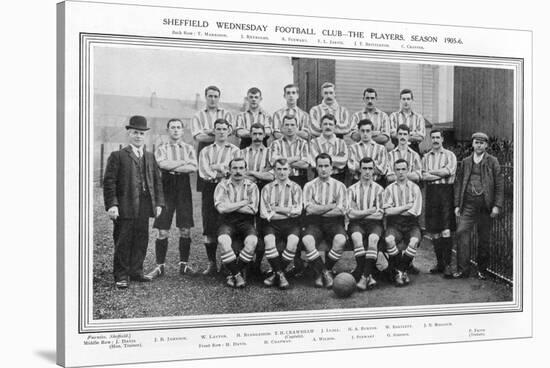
103,114,504,290
193,84,425,152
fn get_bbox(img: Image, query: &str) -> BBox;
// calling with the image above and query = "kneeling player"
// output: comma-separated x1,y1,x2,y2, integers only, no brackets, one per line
382,159,423,287
302,153,348,289
214,157,260,288
347,157,384,290
260,159,303,289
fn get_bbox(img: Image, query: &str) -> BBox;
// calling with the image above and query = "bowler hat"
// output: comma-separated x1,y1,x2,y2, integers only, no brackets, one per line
471,132,489,142
126,115,150,131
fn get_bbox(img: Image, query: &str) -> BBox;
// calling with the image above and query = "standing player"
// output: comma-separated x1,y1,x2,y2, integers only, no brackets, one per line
422,129,457,278
260,159,303,289
214,157,260,288
350,88,391,146
198,118,240,275
386,124,422,183
453,132,504,280
192,86,233,191
309,82,351,138
103,116,164,289
235,87,273,148
389,89,426,153
269,115,310,188
347,158,385,291
272,84,310,140
147,119,198,279
302,153,348,289
309,114,349,184
348,119,388,185
382,159,423,287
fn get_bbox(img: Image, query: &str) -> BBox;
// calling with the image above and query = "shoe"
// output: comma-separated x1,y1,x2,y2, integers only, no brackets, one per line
314,274,324,288
130,274,152,282
356,275,368,291
202,261,218,276
402,271,410,285
115,279,128,289
179,262,197,276
263,273,277,287
394,270,405,287
146,264,165,279
226,275,235,288
443,265,453,279
476,270,488,280
322,270,334,289
452,271,470,279
234,272,246,288
429,264,444,274
366,275,377,290
278,272,290,290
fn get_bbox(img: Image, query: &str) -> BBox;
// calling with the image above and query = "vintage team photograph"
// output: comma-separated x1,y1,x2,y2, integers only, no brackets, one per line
91,42,516,320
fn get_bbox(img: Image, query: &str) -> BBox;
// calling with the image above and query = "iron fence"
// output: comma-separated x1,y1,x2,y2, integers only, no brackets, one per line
464,164,514,283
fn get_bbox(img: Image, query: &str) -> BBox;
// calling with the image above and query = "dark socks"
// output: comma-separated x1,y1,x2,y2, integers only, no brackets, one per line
179,237,191,262
205,242,217,262
155,238,168,264
267,256,282,273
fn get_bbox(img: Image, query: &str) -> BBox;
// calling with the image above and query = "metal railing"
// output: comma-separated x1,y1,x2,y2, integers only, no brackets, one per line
464,164,514,283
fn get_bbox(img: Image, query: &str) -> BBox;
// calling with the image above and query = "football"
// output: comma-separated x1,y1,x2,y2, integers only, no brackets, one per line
332,272,356,298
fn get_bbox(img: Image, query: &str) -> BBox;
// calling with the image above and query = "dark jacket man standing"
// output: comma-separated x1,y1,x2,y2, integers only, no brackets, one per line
453,132,504,279
103,116,164,289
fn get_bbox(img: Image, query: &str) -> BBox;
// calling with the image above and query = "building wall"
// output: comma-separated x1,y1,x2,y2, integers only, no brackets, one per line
453,66,514,141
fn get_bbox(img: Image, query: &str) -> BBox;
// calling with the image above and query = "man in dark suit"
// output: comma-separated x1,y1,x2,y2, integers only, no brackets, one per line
103,116,164,289
453,132,504,280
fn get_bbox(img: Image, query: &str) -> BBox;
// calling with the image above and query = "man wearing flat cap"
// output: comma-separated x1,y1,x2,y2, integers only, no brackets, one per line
103,116,164,289
453,132,504,280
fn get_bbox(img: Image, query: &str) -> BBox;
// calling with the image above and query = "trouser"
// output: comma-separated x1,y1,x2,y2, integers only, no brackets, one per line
113,193,153,282
456,193,492,274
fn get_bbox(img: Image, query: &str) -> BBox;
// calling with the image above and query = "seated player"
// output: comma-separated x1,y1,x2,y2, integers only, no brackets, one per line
347,157,384,291
382,158,423,287
260,158,303,289
302,153,348,289
214,157,260,288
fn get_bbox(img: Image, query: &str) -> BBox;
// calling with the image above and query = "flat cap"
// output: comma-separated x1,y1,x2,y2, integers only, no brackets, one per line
471,132,489,142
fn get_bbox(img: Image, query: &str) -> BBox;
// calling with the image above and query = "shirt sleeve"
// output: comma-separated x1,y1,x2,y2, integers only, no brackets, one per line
154,144,167,163
376,146,388,175
347,145,359,172
389,113,398,137
335,182,348,211
260,185,274,220
380,113,391,138
303,182,315,210
346,187,357,210
309,106,322,135
213,182,228,210
186,144,198,167
415,114,426,140
407,183,423,217
272,111,282,134
290,185,303,216
412,152,423,179
309,140,319,168
191,113,202,138
248,183,260,214
198,147,216,180
444,151,458,176
382,186,395,210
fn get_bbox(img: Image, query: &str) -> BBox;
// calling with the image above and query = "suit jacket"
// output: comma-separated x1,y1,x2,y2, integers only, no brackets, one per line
454,153,504,211
103,146,164,218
